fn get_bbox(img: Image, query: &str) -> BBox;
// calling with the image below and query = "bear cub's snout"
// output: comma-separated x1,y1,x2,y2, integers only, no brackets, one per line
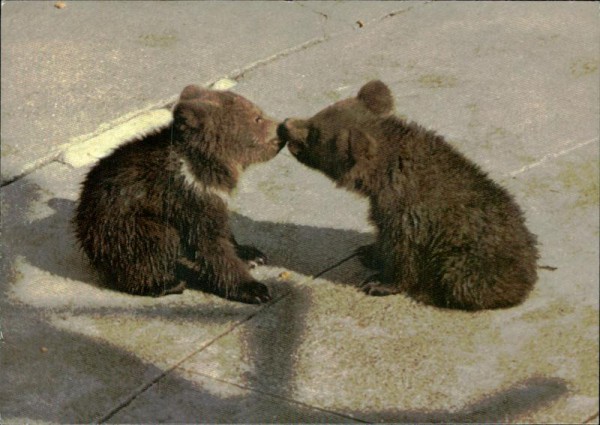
277,119,308,156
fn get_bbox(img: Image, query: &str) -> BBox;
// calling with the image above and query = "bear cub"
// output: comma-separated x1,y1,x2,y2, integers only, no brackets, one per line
278,80,538,310
74,85,285,303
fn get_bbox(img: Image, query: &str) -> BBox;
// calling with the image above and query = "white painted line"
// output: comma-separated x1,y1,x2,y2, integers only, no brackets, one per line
508,137,598,177
60,109,173,168
211,78,237,90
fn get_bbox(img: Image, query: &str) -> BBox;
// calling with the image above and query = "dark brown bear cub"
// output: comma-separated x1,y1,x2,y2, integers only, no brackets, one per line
74,85,285,303
278,80,538,310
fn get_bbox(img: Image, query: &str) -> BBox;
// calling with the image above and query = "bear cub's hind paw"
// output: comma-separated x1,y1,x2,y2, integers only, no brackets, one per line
361,275,401,297
236,244,267,269
233,280,272,304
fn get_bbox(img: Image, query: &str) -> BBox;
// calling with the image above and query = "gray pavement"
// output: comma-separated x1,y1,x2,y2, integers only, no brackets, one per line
1,1,598,423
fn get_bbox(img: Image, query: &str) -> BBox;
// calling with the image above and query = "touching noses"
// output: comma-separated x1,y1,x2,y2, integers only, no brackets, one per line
277,118,293,142
277,118,309,143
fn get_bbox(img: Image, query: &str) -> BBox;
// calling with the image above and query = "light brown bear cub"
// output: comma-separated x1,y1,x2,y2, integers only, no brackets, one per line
75,85,285,303
278,80,538,310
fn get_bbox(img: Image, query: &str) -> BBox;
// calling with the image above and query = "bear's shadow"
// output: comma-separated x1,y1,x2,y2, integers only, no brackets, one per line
4,195,570,422
13,197,374,288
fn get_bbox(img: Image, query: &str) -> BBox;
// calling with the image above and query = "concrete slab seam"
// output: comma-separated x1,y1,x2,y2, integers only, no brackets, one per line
584,411,600,424
207,1,434,83
0,0,434,187
2,35,339,187
509,137,599,177
314,252,359,279
59,36,329,168
0,155,61,188
225,36,327,83
379,2,430,21
95,284,310,422
187,369,369,424
297,3,328,21
293,2,329,38
0,102,175,189
94,294,290,423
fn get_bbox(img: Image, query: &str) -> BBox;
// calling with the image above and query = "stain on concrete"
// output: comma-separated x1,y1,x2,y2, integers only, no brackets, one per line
480,126,521,151
536,34,561,45
138,33,178,48
570,58,599,77
515,153,537,166
324,90,342,102
418,74,457,89
362,73,381,84
0,144,18,158
258,180,288,202
487,126,508,138
473,46,508,58
521,176,551,198
558,158,599,208
498,302,598,398
365,53,403,69
522,177,551,197
465,103,478,113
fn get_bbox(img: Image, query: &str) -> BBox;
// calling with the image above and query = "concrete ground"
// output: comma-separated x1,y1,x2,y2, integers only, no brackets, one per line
1,1,598,423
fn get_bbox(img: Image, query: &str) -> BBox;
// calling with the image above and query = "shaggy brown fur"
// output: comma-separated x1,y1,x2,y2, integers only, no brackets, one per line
74,85,285,303
278,80,538,310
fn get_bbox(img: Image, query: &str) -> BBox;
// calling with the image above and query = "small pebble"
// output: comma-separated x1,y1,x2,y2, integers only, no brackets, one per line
278,271,292,281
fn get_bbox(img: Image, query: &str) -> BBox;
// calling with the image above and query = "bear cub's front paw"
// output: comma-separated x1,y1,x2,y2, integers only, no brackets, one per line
361,274,401,297
233,280,272,304
236,245,267,269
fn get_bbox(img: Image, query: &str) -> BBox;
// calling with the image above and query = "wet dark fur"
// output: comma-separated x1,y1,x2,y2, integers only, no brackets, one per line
279,80,538,310
74,85,285,303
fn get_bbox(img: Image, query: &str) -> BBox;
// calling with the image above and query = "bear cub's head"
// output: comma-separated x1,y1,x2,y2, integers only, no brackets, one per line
174,85,286,169
277,80,393,186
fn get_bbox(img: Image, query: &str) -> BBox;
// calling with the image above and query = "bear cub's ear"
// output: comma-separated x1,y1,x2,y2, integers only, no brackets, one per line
357,80,394,116
173,100,211,131
174,85,214,131
179,84,207,101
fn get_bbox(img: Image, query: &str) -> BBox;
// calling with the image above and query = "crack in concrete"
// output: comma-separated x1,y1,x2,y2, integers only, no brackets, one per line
95,295,289,423
314,252,358,279
228,36,327,83
95,253,361,421
189,370,369,423
380,1,434,21
1,36,328,189
1,1,435,189
508,137,598,177
0,155,60,188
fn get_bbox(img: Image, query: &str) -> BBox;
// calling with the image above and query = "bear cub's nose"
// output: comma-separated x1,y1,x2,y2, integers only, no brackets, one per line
277,119,292,142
